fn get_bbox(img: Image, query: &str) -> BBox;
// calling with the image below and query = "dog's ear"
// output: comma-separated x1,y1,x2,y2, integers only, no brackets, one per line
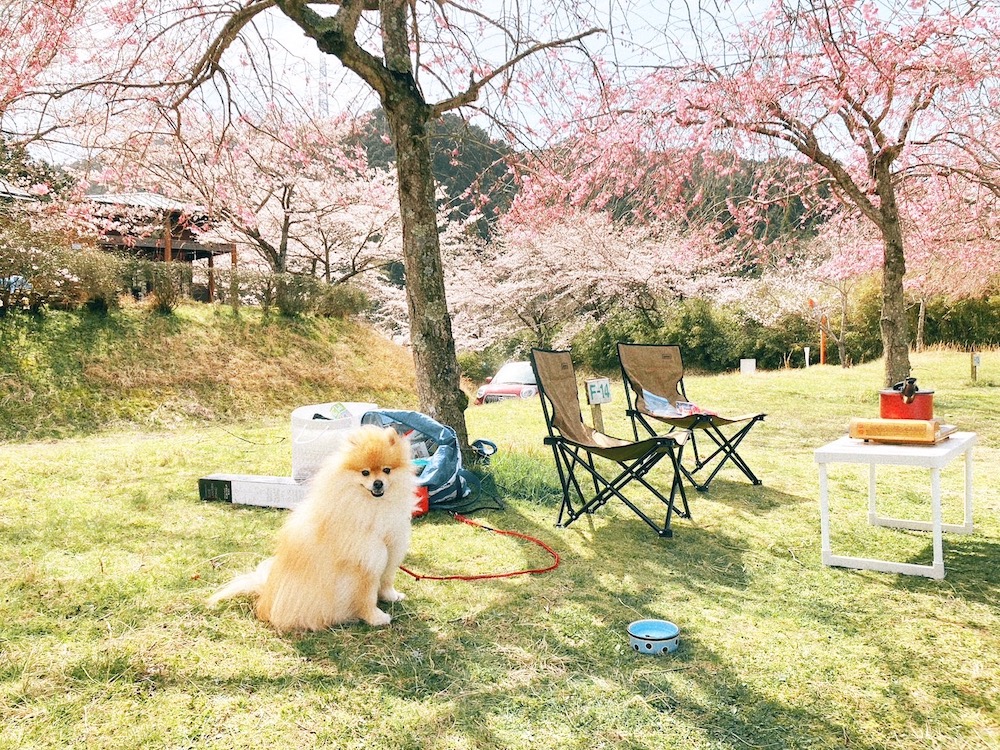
384,427,399,445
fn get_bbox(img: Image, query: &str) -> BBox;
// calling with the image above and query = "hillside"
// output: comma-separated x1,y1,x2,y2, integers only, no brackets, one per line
0,303,418,442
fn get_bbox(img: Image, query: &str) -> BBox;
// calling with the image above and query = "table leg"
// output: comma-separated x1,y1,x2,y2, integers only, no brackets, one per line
931,467,944,579
869,458,973,537
819,463,831,564
868,463,877,524
964,445,974,532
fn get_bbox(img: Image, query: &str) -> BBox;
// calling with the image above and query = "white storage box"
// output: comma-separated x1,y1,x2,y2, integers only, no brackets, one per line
199,474,309,510
290,401,377,481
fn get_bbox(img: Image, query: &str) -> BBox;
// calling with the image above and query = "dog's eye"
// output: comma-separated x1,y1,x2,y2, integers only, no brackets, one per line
382,467,391,475
361,469,370,477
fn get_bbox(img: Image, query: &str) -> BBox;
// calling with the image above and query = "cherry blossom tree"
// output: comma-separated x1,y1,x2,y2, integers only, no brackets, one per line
809,175,1000,357
686,0,1000,385
6,1,605,451
444,210,734,351
0,0,84,119
266,2,598,446
92,105,401,282
519,0,1000,386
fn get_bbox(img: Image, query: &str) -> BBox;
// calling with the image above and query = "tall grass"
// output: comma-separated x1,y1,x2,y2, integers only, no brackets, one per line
1,347,998,749
0,303,416,441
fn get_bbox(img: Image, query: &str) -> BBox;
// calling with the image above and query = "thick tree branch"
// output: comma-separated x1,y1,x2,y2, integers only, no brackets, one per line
275,0,394,102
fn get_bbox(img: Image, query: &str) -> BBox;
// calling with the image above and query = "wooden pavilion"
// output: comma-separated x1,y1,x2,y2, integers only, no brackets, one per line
88,192,236,300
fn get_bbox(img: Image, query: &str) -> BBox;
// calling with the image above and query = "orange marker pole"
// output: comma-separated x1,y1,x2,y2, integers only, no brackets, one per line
820,315,827,365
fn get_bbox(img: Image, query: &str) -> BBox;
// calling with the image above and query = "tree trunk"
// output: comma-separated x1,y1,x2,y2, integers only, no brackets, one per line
838,290,848,367
384,104,471,451
875,164,911,387
916,297,926,353
273,0,473,454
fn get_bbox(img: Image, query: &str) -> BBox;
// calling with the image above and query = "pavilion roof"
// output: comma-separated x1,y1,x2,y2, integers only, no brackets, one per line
88,191,206,213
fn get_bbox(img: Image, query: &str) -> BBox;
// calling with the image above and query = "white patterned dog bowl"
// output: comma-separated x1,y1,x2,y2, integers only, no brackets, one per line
627,619,680,655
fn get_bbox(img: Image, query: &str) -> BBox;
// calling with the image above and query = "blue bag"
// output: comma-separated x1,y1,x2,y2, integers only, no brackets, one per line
360,410,500,513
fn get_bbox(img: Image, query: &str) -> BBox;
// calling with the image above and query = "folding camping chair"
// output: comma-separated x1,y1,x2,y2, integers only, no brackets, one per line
617,342,766,492
530,348,691,538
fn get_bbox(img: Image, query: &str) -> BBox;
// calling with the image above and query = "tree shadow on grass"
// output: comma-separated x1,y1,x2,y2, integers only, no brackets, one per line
289,641,883,750
26,492,974,750
266,503,884,750
815,524,1000,608
877,537,1000,607
519,448,806,527
687,477,806,514
578,516,756,599
101,641,884,750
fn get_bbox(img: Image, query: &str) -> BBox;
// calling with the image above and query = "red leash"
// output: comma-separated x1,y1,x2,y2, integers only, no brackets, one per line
400,513,560,581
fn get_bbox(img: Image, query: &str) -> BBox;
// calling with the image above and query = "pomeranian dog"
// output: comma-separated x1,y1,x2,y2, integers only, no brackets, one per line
208,425,417,632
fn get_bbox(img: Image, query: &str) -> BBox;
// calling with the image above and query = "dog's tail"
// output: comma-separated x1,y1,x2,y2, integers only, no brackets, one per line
206,558,273,607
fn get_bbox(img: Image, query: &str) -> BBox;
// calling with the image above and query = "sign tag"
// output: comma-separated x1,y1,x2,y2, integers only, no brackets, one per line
585,377,612,405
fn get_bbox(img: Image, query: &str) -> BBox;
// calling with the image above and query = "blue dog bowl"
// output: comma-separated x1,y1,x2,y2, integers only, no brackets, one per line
627,619,680,655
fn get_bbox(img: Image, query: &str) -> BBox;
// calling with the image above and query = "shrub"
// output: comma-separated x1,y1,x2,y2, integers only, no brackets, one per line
457,350,493,384
274,273,315,317
144,261,186,314
210,268,245,312
658,299,739,371
0,220,72,313
571,309,660,373
313,282,369,318
921,294,1000,348
239,269,280,314
207,270,369,319
71,249,128,313
273,274,371,318
569,296,881,374
837,280,883,365
739,312,818,369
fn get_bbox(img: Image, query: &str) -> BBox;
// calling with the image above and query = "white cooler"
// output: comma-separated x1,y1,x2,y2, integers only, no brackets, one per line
291,401,377,481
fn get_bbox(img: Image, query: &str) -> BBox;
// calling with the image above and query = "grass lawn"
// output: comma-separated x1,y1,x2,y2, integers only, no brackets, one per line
1,349,998,749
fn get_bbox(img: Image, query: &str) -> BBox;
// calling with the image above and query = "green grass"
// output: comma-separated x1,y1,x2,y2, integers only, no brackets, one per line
2,349,999,749
0,303,417,441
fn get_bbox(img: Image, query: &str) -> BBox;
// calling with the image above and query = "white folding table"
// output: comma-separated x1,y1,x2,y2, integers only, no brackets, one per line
814,432,976,579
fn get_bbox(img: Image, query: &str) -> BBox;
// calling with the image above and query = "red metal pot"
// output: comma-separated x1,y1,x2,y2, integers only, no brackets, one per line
880,378,934,420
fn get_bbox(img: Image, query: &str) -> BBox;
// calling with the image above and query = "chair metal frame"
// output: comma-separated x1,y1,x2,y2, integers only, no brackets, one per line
531,348,690,538
618,342,765,492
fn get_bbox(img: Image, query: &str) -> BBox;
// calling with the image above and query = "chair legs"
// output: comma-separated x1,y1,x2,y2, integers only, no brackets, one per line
631,412,764,492
546,438,689,537
685,417,763,491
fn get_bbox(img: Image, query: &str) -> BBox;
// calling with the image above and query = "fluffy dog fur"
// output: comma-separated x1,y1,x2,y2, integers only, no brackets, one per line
207,425,418,632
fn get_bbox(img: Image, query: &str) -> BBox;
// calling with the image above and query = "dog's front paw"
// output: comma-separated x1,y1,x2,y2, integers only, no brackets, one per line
363,608,392,627
379,588,406,602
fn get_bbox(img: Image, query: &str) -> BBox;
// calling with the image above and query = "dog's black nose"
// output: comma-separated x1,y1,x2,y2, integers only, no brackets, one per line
371,479,384,496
